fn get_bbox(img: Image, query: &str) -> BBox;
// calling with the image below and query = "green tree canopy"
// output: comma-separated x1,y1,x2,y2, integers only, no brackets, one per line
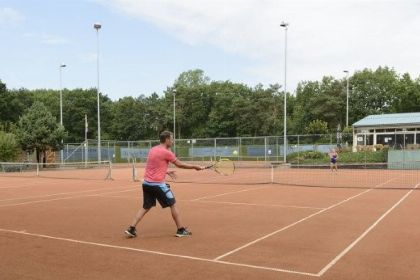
0,131,20,161
305,119,330,135
15,102,67,163
1,66,420,142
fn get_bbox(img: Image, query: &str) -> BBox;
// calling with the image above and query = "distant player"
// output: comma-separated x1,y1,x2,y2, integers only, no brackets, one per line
125,131,204,238
329,148,338,172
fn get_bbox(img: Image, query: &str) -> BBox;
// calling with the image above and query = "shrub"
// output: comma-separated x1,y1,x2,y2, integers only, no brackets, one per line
0,131,20,161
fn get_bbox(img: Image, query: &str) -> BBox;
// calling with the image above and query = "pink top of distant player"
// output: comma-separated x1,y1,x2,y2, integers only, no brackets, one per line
144,145,177,183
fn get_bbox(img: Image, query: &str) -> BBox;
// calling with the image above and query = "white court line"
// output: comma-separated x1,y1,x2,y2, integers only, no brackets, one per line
93,195,324,210
190,186,272,201
0,228,319,277
317,182,420,276
0,184,39,189
188,200,325,210
0,188,138,208
213,177,399,261
95,194,139,199
0,180,51,189
0,185,136,203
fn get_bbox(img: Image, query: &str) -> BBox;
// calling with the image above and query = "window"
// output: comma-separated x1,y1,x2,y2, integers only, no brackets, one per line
404,134,415,146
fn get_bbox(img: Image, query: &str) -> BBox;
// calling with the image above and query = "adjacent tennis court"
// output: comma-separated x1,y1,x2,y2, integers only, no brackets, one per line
1,162,419,279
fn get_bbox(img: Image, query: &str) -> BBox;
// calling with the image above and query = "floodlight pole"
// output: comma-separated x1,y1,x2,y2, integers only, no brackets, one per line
85,114,88,166
59,64,66,164
94,23,102,162
343,70,350,128
173,89,176,152
280,21,289,163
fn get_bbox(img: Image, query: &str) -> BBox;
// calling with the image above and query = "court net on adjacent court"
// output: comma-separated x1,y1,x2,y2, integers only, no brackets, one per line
0,161,113,180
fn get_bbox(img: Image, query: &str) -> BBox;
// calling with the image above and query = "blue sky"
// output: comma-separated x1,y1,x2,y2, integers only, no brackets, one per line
1,0,420,100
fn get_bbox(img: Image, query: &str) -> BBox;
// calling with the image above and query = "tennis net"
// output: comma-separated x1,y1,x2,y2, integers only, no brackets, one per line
131,160,420,189
0,161,113,180
273,162,420,190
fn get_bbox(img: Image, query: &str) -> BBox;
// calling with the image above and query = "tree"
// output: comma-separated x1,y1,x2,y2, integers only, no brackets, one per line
349,67,399,123
0,85,33,132
305,119,329,135
174,69,210,88
392,73,420,113
15,102,67,163
293,77,345,133
0,131,20,161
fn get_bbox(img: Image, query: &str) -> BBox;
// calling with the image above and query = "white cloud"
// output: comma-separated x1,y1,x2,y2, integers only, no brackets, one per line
100,0,420,91
23,32,69,45
0,7,24,26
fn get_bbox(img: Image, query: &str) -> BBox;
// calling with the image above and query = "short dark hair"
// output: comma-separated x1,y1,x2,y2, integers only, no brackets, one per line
159,131,173,143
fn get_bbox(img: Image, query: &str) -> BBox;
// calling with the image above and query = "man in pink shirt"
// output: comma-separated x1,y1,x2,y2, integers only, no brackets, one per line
125,131,204,238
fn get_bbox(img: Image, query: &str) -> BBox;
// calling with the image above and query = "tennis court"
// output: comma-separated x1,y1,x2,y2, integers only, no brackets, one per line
1,163,419,280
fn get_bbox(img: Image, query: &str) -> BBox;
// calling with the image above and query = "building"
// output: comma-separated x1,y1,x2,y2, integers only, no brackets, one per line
352,112,420,151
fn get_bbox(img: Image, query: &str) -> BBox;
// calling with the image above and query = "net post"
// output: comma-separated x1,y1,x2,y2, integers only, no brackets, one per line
271,164,274,183
36,162,40,177
105,161,113,180
132,158,139,182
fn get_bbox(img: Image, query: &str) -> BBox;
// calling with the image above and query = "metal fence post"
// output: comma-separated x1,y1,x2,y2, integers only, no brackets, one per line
214,138,217,161
264,137,267,162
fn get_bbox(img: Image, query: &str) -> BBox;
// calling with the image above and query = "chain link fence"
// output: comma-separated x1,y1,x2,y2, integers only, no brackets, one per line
49,132,420,169
58,134,350,163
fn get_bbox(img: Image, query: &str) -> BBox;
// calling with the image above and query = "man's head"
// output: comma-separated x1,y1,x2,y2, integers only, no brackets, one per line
160,131,174,147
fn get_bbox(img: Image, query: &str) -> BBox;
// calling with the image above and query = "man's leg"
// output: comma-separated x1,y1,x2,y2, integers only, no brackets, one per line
125,207,150,238
170,204,182,229
170,204,192,237
131,207,150,227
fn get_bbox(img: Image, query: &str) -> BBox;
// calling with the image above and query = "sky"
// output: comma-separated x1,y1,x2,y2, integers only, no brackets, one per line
0,0,419,100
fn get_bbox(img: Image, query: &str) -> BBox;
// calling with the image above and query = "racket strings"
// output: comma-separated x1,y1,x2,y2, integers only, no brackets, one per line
214,160,235,175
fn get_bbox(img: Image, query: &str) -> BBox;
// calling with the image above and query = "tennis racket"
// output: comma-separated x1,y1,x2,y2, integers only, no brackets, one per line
205,158,235,176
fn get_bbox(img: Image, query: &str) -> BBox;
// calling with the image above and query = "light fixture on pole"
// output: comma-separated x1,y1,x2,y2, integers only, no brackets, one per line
280,21,289,163
94,22,102,162
343,70,349,128
59,63,66,164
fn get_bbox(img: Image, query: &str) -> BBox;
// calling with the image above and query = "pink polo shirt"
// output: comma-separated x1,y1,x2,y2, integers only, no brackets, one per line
144,145,177,183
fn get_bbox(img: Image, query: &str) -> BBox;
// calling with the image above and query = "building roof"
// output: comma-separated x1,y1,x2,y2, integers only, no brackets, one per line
353,112,420,127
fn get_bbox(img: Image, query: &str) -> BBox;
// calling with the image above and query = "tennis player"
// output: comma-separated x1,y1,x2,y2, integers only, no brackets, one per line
329,148,338,172
125,131,204,238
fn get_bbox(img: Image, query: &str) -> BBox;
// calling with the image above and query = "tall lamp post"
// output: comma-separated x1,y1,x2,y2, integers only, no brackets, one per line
94,22,102,162
280,21,289,163
343,70,349,128
173,89,176,152
59,63,66,164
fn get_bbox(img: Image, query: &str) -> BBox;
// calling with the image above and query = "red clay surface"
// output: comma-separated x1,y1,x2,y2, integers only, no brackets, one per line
0,167,420,280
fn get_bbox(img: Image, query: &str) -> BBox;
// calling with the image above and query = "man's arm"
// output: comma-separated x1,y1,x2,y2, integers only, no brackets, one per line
172,159,203,170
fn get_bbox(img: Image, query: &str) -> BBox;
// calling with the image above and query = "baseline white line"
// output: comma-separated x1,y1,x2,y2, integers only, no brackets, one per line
0,182,44,189
0,228,319,277
188,200,325,210
214,177,398,261
190,186,272,201
317,182,420,276
0,188,138,208
0,185,136,202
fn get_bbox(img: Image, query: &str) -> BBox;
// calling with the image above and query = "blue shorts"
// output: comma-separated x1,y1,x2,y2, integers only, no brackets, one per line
142,181,176,209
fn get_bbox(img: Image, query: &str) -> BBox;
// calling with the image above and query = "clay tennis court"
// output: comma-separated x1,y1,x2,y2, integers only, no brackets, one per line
1,165,419,280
